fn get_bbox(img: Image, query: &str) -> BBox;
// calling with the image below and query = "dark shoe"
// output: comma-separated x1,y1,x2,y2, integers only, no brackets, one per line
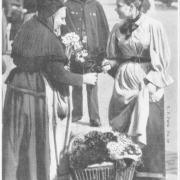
72,116,82,122
90,119,101,127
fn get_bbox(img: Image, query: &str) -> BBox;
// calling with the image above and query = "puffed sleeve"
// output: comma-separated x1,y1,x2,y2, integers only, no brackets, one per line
145,20,173,88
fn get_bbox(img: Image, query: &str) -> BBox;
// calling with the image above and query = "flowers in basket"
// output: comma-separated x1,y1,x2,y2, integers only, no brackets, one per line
62,32,88,63
68,131,142,170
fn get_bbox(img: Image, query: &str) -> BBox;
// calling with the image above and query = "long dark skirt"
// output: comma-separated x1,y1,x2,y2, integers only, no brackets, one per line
134,98,165,180
2,86,50,180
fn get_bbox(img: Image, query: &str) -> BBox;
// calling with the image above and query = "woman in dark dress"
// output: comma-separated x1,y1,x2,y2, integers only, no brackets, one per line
2,1,97,180
102,0,173,179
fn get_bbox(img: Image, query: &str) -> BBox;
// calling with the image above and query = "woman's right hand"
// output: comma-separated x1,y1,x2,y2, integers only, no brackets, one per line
83,73,98,85
101,59,112,73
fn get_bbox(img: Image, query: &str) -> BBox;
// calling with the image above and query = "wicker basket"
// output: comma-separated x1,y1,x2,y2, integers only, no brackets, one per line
115,161,137,180
70,162,115,180
69,135,137,180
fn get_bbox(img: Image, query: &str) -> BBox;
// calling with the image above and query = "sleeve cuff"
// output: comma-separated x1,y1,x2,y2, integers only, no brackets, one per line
145,70,173,88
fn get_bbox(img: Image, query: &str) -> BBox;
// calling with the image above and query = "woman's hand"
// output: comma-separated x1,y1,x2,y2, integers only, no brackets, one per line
146,83,164,102
101,59,112,73
147,83,157,94
150,88,164,102
83,73,98,85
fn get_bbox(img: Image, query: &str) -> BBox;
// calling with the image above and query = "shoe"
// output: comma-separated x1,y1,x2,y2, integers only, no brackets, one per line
72,116,82,122
90,119,101,127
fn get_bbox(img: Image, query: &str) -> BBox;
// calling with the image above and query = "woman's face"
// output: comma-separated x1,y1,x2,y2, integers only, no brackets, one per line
115,0,132,19
53,7,66,30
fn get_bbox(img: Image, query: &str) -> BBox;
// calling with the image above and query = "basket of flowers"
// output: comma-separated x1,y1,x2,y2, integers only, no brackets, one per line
107,135,142,180
68,131,142,180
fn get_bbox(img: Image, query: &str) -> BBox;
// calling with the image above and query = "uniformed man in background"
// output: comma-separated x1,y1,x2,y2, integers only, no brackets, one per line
65,0,109,126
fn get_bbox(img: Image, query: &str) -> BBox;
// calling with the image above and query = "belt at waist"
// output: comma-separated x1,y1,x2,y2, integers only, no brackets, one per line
7,84,45,97
122,56,151,63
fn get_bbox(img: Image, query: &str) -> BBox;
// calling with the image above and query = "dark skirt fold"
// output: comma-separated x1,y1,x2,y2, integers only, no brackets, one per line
2,86,50,180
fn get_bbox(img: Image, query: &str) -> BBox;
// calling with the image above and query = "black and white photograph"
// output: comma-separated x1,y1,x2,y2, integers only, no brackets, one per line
1,0,179,180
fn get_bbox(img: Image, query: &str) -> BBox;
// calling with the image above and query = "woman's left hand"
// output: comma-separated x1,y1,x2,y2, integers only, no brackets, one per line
149,88,164,102
147,83,157,94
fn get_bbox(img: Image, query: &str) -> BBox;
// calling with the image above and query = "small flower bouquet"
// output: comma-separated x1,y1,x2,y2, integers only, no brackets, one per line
68,131,142,180
62,32,105,73
62,32,88,63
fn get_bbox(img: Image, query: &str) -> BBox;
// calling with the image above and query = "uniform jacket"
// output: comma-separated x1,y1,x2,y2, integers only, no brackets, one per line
65,0,109,61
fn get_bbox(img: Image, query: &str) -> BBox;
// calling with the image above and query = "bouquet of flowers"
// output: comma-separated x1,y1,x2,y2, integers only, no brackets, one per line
62,32,105,73
62,32,88,63
107,133,142,162
69,131,142,170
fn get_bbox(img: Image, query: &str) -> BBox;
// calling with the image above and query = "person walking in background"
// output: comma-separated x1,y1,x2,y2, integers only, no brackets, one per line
2,8,8,74
64,0,109,127
22,0,37,22
2,0,97,179
3,0,37,41
102,0,173,178
4,0,24,41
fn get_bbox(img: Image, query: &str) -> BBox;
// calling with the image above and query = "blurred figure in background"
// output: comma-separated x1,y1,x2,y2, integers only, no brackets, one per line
142,0,154,13
3,0,37,41
65,0,109,127
23,0,37,22
4,0,24,41
2,6,8,74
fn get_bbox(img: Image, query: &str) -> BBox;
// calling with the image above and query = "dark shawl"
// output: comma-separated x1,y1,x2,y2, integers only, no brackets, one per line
9,15,82,91
12,15,67,64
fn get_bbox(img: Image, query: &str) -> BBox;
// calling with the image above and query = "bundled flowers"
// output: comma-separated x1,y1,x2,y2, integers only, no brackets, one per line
62,32,88,63
68,131,142,170
107,133,142,161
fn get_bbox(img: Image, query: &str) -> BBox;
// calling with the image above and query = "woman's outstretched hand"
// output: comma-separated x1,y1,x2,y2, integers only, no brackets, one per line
101,59,112,73
83,73,98,85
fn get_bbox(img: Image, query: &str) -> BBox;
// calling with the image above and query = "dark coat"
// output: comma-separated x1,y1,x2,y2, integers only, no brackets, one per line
65,0,109,61
3,15,83,180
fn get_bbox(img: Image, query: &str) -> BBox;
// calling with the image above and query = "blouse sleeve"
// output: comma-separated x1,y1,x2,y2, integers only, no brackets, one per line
45,61,83,87
145,21,173,88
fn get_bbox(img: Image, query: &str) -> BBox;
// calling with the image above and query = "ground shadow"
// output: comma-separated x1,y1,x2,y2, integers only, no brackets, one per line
73,121,90,126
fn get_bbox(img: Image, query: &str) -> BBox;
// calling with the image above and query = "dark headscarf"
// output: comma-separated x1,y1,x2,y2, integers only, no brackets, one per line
12,15,67,64
37,0,64,19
